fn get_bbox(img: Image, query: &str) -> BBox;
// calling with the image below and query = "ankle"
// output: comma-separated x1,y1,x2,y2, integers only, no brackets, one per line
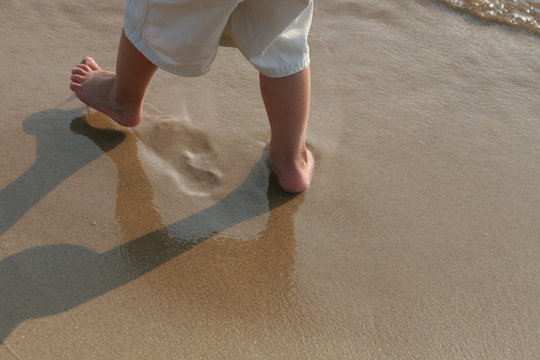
112,82,144,109
269,144,308,167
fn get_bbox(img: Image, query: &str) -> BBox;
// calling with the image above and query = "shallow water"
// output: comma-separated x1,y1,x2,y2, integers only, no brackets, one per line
1,0,539,359
437,0,540,36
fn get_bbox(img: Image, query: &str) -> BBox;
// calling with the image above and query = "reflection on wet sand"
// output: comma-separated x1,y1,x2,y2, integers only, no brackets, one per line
0,111,303,343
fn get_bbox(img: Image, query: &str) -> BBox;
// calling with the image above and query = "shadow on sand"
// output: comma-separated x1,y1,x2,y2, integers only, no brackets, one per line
0,109,302,343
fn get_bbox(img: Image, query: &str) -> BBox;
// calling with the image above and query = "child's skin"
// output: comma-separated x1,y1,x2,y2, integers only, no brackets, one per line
70,31,314,193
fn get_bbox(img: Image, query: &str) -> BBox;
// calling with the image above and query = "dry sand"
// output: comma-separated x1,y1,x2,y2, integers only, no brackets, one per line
1,0,539,359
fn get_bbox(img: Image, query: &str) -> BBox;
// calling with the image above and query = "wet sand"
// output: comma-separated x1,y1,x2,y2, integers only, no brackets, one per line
1,0,539,359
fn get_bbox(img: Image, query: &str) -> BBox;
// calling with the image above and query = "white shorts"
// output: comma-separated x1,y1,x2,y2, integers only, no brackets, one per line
124,0,313,78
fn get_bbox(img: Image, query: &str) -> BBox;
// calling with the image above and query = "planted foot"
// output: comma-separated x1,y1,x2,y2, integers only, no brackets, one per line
70,57,142,127
267,144,314,193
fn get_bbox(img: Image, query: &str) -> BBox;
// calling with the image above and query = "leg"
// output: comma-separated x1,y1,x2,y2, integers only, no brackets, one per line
260,67,314,193
70,31,157,127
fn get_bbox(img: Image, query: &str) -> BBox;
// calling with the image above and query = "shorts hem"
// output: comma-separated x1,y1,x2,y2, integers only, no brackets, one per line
257,55,311,78
124,22,310,78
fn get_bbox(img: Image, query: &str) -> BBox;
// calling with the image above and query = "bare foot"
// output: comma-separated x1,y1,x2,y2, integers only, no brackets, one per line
267,143,314,193
70,57,142,127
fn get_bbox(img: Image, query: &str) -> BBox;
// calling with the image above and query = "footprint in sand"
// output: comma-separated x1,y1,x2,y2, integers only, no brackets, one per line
131,103,223,197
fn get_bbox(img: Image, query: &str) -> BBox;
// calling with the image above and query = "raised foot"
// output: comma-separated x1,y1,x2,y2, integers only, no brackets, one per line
268,144,314,193
70,57,142,127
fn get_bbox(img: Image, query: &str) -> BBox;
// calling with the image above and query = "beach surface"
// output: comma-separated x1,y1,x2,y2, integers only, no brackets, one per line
1,0,539,358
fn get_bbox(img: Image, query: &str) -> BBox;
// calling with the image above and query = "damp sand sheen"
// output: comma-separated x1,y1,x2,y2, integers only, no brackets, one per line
0,0,539,359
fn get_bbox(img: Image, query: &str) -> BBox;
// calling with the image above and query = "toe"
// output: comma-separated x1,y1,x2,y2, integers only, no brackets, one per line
78,63,92,72
71,73,85,83
71,66,87,76
83,57,100,71
69,81,82,92
72,64,91,74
